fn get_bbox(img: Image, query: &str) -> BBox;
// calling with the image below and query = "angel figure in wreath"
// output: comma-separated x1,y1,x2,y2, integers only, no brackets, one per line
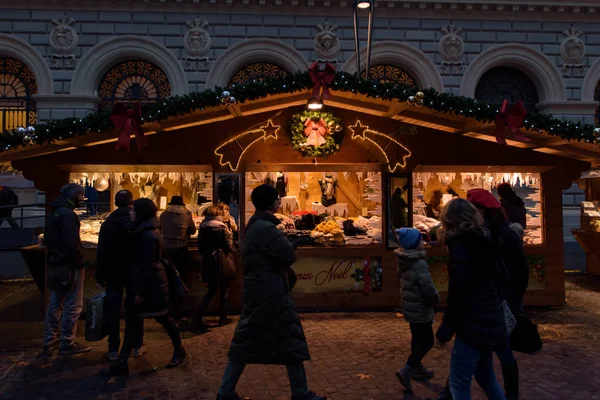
304,117,328,147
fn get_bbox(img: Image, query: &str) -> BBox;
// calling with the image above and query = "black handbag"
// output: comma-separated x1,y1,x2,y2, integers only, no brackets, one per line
162,253,189,299
511,315,543,355
214,249,236,279
47,263,75,293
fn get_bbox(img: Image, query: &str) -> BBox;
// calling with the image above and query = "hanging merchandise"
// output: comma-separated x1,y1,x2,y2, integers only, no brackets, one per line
93,178,109,192
319,173,337,206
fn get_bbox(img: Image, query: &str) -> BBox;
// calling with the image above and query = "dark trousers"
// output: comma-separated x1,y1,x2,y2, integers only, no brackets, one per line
165,247,191,320
120,312,181,359
407,322,434,368
197,278,230,320
106,282,144,353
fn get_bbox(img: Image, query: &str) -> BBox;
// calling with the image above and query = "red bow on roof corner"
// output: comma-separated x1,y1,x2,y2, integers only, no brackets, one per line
309,61,336,100
111,103,148,152
495,100,530,146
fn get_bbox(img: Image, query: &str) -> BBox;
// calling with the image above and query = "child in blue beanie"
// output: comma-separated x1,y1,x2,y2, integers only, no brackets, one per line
394,228,440,392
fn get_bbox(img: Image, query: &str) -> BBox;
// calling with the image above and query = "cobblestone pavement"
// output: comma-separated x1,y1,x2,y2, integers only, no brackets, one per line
1,276,600,400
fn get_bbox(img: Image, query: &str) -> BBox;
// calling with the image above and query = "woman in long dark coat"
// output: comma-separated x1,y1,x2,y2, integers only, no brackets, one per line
216,185,325,400
104,199,186,376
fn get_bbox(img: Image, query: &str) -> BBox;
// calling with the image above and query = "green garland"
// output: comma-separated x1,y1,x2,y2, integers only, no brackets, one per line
0,71,597,154
289,110,343,158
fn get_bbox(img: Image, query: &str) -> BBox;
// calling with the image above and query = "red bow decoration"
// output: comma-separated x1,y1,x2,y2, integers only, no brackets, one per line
304,118,328,146
309,61,336,100
111,103,148,152
495,100,530,146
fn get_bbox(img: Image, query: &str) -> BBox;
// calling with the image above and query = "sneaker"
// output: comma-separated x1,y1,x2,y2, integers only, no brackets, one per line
133,345,146,357
59,342,92,355
291,391,327,400
166,347,187,368
412,364,435,381
43,340,59,353
101,360,129,376
105,351,119,361
395,365,413,392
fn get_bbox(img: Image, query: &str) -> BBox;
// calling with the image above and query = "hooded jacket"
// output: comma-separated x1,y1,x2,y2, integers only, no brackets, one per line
197,216,232,283
129,217,169,318
227,211,310,365
45,195,83,270
436,230,508,350
492,222,529,304
95,207,132,286
395,249,440,323
160,205,196,249
501,196,527,230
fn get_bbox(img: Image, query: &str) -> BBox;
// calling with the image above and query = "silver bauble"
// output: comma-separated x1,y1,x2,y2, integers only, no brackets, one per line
94,178,109,192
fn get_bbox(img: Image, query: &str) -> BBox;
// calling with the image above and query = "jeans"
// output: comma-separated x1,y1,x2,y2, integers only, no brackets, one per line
407,322,434,368
218,361,309,398
106,282,144,353
43,268,85,349
119,311,181,359
449,338,506,400
494,341,516,366
197,278,231,320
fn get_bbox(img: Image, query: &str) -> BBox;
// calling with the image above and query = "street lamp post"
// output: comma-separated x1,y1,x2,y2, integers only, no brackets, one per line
353,0,375,80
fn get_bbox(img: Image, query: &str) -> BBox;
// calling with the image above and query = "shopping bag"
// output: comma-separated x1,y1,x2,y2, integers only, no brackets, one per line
85,291,107,342
215,249,237,279
511,315,543,355
163,257,189,299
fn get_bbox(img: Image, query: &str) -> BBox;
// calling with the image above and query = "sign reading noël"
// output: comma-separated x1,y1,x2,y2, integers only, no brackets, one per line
293,257,383,294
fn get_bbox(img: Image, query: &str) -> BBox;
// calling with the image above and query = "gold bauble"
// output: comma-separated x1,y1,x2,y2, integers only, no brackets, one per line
417,99,424,107
328,121,335,128
334,124,343,132
94,178,109,192
415,91,425,100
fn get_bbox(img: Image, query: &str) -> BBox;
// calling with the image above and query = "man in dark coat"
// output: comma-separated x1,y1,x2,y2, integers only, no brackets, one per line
96,190,144,361
0,184,19,230
497,183,527,229
216,185,325,400
43,183,91,355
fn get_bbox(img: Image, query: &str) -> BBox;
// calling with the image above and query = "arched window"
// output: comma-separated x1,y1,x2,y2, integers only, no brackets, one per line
474,67,539,114
98,60,171,111
228,62,289,86
366,64,416,87
0,58,37,133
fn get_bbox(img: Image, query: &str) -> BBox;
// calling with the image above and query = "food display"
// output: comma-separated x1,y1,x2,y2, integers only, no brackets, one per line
80,217,104,248
581,201,600,233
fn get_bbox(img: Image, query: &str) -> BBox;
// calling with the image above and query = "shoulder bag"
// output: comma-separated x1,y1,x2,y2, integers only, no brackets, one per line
214,249,237,279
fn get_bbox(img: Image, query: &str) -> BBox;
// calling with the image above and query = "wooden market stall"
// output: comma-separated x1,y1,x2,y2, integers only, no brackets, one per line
2,88,599,310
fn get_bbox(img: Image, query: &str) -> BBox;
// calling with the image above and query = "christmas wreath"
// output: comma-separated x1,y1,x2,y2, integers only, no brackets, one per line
289,110,343,158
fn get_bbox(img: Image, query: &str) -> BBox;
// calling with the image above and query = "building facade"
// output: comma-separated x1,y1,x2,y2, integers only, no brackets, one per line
0,0,599,133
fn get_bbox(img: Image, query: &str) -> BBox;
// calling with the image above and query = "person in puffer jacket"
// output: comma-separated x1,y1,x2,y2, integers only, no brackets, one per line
394,228,440,392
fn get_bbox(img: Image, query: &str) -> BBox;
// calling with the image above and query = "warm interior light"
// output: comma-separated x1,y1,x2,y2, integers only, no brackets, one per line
356,0,371,9
307,97,323,110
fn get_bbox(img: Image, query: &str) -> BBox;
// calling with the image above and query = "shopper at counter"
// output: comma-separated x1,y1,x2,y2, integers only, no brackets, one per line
497,183,527,229
216,184,325,400
43,183,91,355
96,189,145,361
160,195,196,321
194,205,233,330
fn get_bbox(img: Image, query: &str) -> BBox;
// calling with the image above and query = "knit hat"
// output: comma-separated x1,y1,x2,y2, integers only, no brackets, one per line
395,228,422,250
133,198,157,224
497,183,515,199
60,183,84,199
251,184,279,211
467,188,501,209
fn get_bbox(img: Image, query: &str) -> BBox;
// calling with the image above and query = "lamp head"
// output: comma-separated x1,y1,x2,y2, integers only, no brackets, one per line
355,0,372,9
307,97,324,110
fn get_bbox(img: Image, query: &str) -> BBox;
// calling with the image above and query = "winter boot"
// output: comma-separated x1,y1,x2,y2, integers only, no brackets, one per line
291,391,327,400
411,364,435,381
167,346,187,368
395,365,413,392
501,361,519,400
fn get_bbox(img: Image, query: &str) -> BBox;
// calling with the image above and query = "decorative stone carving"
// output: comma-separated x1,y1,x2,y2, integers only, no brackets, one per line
560,28,585,77
49,14,77,56
313,22,341,60
438,25,464,75
184,18,211,58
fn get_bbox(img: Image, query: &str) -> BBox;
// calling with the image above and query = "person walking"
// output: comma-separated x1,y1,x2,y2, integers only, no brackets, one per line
104,199,186,376
394,228,440,392
160,195,196,321
96,189,145,361
43,183,91,355
0,184,19,230
216,184,325,400
496,183,527,229
193,205,233,331
436,198,509,400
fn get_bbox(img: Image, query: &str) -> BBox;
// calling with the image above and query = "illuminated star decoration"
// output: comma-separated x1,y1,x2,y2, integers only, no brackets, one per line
214,119,281,171
349,120,412,173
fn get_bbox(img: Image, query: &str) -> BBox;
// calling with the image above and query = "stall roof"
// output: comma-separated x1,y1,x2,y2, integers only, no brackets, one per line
1,89,599,168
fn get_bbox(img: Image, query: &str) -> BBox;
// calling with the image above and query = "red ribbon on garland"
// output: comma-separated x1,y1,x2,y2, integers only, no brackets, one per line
309,61,336,100
111,103,148,152
495,100,529,146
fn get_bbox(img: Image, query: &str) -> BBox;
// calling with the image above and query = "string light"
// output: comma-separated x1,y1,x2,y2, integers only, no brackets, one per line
348,120,412,173
214,119,281,172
